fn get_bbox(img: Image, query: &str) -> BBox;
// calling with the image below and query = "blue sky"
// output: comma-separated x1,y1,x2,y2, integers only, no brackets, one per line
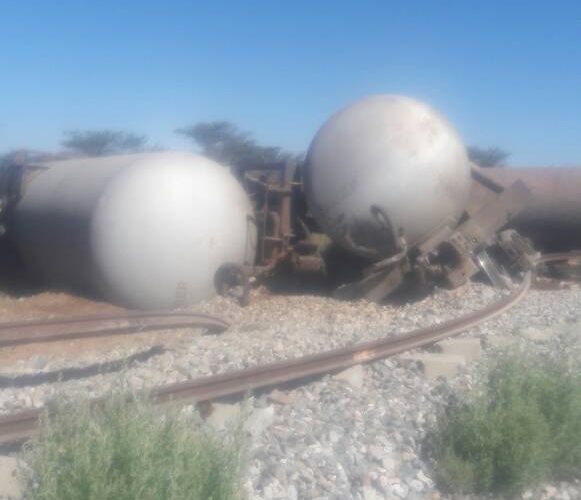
1,0,580,166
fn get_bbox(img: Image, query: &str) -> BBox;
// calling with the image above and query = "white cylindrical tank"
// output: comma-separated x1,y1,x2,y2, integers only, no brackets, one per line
304,95,470,258
11,152,257,309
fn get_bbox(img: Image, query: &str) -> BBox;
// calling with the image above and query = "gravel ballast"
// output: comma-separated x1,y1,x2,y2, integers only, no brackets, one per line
0,281,580,500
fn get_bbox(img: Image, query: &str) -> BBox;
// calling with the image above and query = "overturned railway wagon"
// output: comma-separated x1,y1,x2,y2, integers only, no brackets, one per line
4,152,257,309
0,95,579,309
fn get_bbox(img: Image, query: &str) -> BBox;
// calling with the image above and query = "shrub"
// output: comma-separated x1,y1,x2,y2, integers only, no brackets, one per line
20,390,246,500
431,352,581,496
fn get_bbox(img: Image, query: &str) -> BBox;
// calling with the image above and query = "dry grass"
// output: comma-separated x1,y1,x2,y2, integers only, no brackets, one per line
431,352,581,496
20,388,246,500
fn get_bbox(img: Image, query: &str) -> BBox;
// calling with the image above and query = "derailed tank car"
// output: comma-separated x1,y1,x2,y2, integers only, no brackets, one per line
6,152,257,310
304,95,471,258
292,96,576,298
295,95,540,300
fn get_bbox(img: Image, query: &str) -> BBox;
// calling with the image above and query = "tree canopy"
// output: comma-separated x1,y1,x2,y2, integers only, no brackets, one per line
468,146,510,168
176,121,300,169
61,130,148,157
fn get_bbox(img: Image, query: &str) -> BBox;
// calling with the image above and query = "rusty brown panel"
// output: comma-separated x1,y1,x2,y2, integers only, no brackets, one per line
476,166,581,251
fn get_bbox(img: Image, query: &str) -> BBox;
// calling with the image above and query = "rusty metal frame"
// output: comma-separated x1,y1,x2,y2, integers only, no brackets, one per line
238,160,298,272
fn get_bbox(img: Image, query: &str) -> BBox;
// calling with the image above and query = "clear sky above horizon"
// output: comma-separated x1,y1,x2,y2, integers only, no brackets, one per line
1,0,580,166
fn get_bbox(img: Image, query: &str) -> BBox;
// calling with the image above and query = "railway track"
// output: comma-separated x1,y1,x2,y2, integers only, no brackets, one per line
0,251,578,446
0,311,229,347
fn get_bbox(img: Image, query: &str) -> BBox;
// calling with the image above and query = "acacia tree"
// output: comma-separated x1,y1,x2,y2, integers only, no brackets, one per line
176,121,300,169
61,130,148,157
468,146,510,168
0,152,12,167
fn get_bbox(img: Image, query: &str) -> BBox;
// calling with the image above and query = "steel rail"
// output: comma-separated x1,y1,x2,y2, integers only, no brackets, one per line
0,252,577,446
0,312,229,347
151,272,532,405
537,251,581,264
0,310,229,329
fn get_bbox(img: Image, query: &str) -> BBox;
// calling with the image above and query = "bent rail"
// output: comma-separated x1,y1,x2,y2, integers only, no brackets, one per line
0,311,229,347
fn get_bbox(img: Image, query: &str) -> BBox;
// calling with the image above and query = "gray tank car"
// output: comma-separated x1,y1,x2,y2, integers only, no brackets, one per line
11,152,256,309
304,95,471,259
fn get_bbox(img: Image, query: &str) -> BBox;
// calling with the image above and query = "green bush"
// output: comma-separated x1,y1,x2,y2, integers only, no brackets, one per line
21,390,246,500
431,352,581,496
